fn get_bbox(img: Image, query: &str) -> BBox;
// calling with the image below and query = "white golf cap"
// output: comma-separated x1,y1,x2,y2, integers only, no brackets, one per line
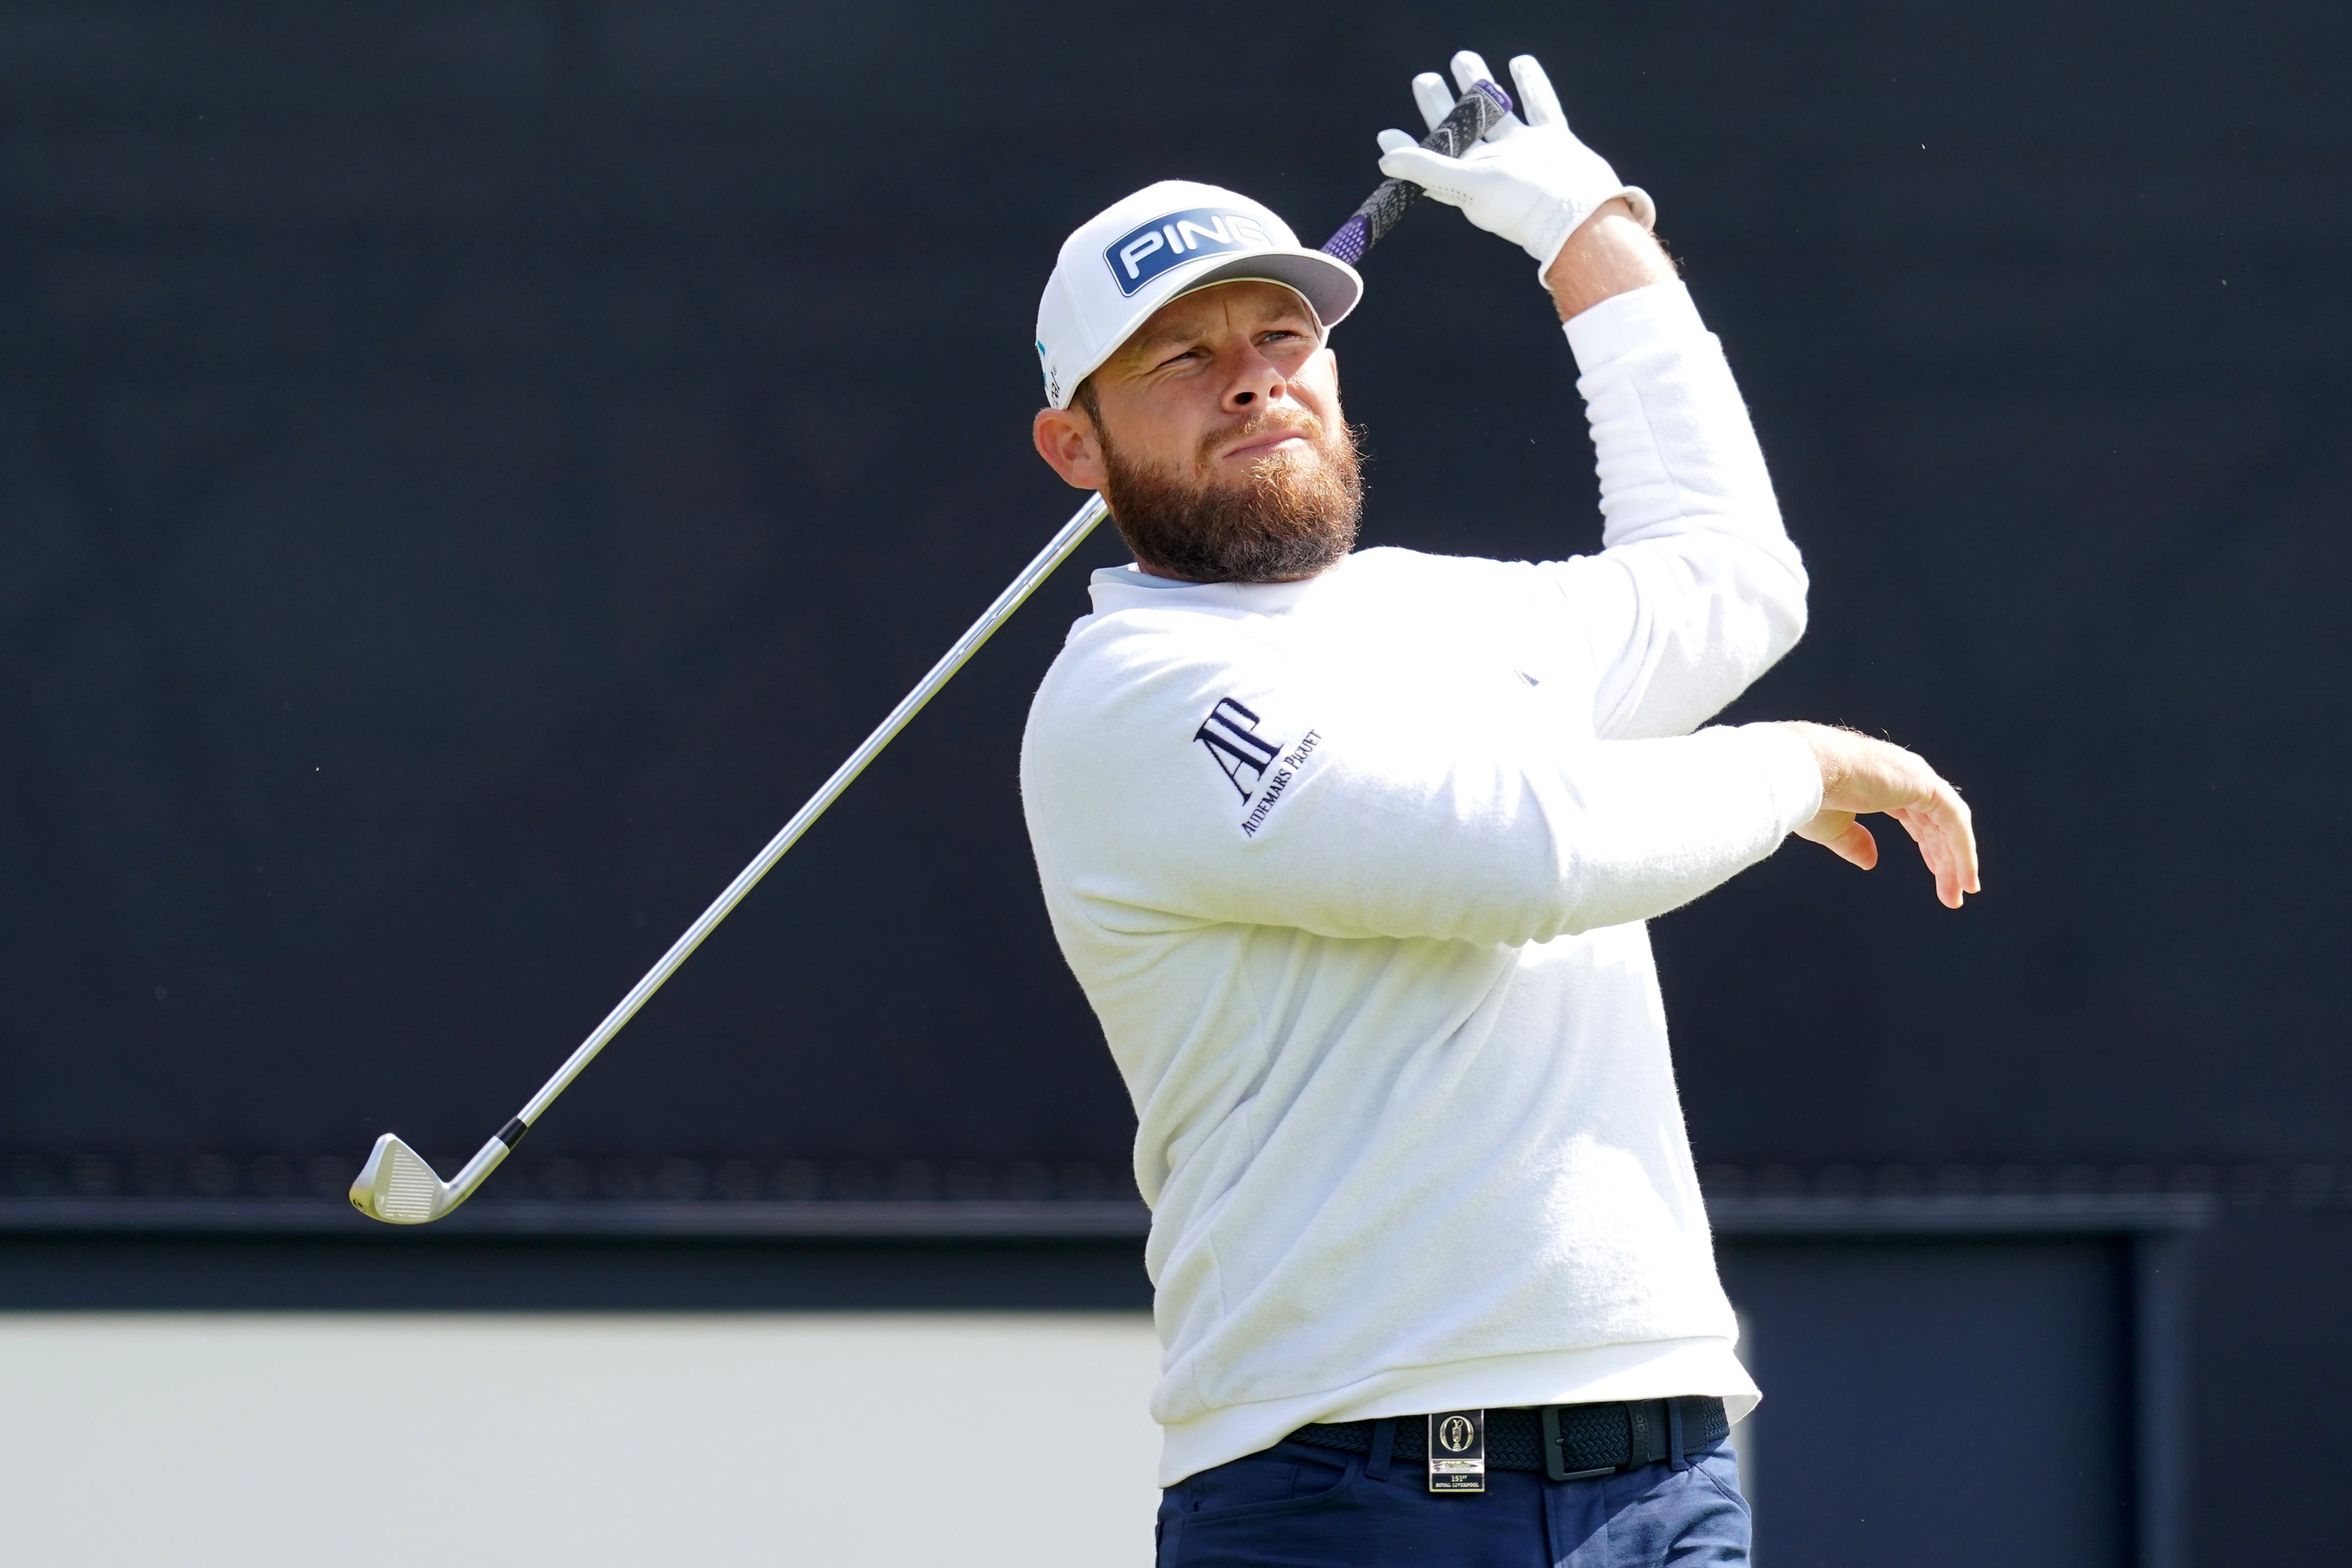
1034,180,1363,409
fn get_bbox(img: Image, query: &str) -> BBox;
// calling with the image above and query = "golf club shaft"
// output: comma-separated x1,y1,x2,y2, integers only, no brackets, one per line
433,82,1507,1187
508,491,1113,1135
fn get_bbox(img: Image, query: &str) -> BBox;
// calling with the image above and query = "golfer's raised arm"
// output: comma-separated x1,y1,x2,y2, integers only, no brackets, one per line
1383,52,1808,744
1553,267,1806,740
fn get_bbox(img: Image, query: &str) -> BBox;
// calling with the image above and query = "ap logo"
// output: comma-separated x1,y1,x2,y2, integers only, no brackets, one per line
1194,697,1280,801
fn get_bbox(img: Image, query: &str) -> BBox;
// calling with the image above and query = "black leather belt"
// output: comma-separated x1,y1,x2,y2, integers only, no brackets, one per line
1292,1395,1729,1484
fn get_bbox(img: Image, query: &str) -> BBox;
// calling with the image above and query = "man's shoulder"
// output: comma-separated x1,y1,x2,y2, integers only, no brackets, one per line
1029,603,1282,739
1020,609,1316,848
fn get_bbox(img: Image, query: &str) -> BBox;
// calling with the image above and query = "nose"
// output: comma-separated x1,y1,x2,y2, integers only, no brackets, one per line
1223,344,1288,413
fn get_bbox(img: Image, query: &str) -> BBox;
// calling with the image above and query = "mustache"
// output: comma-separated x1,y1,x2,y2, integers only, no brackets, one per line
1197,405,1324,467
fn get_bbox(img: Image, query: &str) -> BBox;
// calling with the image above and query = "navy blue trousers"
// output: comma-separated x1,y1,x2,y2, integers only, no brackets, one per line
1156,1428,1750,1567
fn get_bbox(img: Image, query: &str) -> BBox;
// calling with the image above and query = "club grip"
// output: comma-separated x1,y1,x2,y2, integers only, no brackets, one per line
1321,78,1513,264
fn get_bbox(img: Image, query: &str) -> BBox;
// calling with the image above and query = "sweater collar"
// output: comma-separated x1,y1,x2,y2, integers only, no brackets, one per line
1086,556,1347,617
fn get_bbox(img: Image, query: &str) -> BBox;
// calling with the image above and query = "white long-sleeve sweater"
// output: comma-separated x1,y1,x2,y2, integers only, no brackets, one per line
1018,280,1819,1486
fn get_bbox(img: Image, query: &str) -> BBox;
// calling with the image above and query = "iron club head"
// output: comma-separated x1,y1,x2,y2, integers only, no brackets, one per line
349,1132,456,1223
349,1125,521,1225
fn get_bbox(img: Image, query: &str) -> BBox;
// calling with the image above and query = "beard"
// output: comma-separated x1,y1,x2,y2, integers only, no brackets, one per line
1096,405,1363,584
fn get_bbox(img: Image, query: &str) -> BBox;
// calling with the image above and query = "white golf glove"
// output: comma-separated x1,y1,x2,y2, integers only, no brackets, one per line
1376,51,1655,279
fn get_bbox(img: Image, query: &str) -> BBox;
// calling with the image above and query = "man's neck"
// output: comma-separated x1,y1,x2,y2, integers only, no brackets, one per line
1130,560,1341,585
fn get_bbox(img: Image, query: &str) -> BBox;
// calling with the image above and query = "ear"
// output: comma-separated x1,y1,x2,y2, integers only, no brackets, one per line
1032,405,1108,492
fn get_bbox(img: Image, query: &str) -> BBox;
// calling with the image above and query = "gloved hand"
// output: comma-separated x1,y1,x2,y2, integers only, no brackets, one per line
1376,50,1655,279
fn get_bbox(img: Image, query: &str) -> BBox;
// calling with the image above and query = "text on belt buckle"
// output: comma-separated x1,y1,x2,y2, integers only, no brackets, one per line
1427,1408,1485,1494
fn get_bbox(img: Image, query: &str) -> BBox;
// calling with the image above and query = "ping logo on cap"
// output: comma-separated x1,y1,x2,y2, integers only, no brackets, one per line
1102,208,1275,297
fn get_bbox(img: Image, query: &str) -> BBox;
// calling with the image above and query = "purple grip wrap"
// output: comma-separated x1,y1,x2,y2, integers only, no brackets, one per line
1321,78,1512,264
1322,214,1373,266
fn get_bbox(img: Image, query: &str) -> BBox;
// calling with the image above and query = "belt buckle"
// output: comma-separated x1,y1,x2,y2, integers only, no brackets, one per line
1427,1409,1485,1494
1539,1405,1619,1483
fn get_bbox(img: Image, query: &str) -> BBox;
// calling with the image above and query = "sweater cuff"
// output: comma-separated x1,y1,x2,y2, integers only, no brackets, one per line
1561,280,1706,374
1734,722,1826,837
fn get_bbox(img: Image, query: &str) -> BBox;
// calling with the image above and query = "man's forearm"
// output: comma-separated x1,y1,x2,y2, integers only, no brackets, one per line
1545,199,1679,321
1551,226,1803,741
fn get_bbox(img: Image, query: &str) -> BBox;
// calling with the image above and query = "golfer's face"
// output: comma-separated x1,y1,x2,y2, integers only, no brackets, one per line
1092,282,1341,480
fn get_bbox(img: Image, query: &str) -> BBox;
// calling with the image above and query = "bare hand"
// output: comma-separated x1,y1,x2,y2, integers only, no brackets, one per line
1783,723,1980,909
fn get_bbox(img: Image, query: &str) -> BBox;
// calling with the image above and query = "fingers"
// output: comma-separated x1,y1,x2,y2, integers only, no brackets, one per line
1890,792,1981,909
1897,811,1961,907
1905,789,1979,896
1820,816,1879,870
1926,787,1980,899
1377,128,1419,156
1509,54,1565,128
1794,809,1878,871
1411,72,1455,134
1932,835,1963,909
1448,50,1497,97
1948,796,1980,896
1447,50,1519,141
1830,817,1880,870
1377,146,1470,202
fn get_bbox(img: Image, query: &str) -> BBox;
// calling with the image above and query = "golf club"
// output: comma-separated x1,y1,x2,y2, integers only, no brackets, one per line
350,77,1515,1225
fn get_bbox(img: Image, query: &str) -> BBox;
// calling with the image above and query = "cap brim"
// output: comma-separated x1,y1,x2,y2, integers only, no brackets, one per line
1172,249,1363,333
1054,247,1364,408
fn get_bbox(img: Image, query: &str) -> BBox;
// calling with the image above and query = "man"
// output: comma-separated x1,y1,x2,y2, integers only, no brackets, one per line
1021,49,1978,1566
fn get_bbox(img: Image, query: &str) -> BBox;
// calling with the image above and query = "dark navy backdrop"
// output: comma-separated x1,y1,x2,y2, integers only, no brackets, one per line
0,4,2345,1558
9,0,2345,1176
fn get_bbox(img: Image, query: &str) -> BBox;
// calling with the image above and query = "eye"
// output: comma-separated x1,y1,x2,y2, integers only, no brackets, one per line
1152,347,1205,372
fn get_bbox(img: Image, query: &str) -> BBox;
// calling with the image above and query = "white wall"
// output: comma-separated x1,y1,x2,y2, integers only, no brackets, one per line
0,1312,1165,1567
